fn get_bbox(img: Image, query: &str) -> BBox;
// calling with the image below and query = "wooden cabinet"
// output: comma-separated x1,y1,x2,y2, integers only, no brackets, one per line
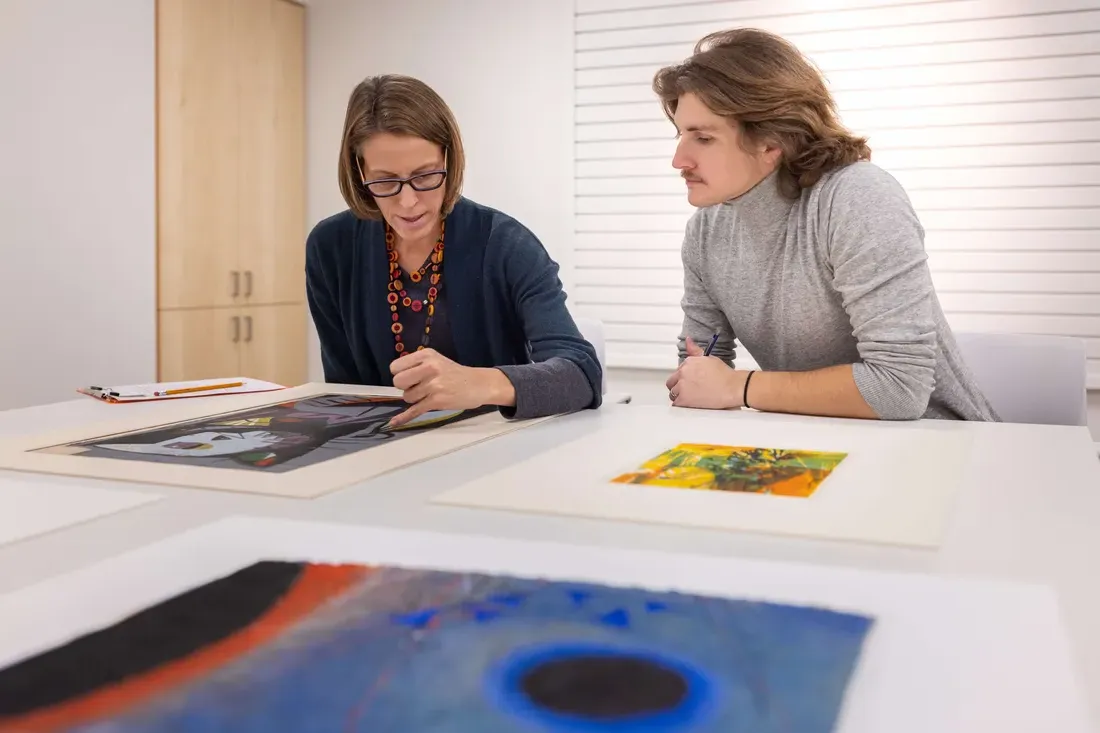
156,0,307,385
239,304,309,387
158,309,241,382
158,305,307,385
238,0,306,308
156,0,240,310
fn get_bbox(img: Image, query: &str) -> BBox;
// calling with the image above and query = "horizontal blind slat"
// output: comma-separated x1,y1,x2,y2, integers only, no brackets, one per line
576,230,1100,251
576,187,1100,212
577,29,1100,69
577,51,1100,88
577,6,1100,51
577,165,1100,192
577,0,1099,32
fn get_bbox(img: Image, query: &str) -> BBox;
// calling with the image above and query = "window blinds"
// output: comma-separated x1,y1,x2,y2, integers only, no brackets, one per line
572,0,1100,387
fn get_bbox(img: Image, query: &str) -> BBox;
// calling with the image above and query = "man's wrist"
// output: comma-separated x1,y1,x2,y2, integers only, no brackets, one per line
724,368,748,409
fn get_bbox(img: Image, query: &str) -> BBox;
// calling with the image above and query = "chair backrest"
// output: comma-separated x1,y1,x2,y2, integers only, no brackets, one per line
952,331,1088,427
573,316,607,395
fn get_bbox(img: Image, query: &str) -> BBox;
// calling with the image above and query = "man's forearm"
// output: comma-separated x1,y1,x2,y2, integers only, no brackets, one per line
744,364,879,420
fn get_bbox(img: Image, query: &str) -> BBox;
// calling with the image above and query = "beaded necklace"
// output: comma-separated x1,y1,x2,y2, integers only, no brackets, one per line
385,220,444,355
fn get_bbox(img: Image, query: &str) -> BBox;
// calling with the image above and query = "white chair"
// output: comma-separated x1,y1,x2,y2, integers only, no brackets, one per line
952,331,1088,427
573,316,631,404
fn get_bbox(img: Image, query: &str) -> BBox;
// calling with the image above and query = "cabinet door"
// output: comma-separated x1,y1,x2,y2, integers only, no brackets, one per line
237,0,306,306
157,0,241,308
239,304,307,386
158,309,241,382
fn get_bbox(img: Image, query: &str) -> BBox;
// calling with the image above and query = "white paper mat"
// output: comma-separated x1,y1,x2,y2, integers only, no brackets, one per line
431,407,973,548
0,475,160,548
0,515,1089,732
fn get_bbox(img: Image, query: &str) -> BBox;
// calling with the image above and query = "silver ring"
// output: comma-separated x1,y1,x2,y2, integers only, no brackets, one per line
669,390,677,401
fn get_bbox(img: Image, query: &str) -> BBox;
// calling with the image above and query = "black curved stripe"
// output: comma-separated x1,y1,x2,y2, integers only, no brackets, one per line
0,561,304,717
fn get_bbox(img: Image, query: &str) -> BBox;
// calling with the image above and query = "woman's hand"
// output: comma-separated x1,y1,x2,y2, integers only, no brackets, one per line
665,337,745,410
387,349,515,428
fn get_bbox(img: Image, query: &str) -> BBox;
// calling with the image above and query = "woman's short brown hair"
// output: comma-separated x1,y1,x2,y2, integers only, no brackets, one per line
653,28,870,199
337,74,466,220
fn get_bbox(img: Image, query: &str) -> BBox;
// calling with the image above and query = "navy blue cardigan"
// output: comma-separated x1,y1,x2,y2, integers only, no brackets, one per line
305,197,603,413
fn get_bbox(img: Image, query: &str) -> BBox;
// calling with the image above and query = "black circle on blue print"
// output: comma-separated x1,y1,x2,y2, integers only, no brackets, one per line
488,641,714,731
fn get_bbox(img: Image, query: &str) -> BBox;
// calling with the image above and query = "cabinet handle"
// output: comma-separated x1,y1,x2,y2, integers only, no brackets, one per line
244,315,253,342
244,270,253,297
231,271,240,298
231,316,240,343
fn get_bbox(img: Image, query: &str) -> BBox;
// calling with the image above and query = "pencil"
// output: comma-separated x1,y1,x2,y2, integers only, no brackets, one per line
703,333,719,357
154,381,244,397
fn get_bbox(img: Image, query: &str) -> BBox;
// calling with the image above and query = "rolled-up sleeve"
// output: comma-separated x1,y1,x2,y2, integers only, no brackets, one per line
494,221,602,418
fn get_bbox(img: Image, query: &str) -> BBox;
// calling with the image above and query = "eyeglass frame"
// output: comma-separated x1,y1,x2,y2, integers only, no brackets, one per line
356,148,449,198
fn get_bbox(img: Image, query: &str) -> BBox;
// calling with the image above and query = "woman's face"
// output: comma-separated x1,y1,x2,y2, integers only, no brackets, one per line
358,133,447,243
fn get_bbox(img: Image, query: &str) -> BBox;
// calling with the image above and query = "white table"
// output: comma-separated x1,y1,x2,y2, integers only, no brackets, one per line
0,396,1098,723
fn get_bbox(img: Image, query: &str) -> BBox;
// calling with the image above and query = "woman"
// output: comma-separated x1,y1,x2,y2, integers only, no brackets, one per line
306,74,602,428
658,29,998,421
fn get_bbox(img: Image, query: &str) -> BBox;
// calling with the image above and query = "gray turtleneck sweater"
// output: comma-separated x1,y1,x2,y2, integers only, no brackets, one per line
678,161,999,421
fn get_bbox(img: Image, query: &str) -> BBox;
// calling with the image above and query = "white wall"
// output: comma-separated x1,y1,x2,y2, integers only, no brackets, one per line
0,0,156,410
304,0,575,381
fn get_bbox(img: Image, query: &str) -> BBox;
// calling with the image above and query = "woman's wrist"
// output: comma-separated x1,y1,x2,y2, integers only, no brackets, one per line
476,367,517,407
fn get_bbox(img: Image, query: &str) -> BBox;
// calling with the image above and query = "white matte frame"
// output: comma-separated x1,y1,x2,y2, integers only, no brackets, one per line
431,406,973,548
0,476,162,548
0,516,1089,733
0,383,555,499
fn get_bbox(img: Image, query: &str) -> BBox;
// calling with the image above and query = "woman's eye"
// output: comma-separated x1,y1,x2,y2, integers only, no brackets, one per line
696,136,713,144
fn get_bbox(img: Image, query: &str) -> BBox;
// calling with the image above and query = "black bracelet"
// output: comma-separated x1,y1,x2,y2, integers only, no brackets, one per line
743,370,755,409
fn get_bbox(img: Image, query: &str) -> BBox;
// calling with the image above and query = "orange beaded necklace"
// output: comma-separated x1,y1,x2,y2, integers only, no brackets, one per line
385,221,444,355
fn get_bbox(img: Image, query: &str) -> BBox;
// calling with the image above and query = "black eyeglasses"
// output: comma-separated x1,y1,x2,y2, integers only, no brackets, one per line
357,151,448,198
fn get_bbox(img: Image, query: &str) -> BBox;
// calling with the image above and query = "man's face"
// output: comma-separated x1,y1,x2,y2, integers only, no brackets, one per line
671,93,780,207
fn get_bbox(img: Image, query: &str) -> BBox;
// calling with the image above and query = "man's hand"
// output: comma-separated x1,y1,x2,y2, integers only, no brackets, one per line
387,349,514,428
665,337,744,410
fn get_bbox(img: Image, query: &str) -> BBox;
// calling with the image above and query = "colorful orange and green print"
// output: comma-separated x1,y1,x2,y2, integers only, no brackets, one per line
611,443,847,497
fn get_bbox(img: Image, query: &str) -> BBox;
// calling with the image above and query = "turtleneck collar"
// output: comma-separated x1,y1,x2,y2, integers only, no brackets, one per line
720,167,793,230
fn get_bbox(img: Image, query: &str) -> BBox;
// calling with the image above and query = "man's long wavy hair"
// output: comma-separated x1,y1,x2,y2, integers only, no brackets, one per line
653,28,871,199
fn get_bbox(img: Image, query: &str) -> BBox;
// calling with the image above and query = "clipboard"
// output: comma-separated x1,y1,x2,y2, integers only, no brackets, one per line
78,377,286,404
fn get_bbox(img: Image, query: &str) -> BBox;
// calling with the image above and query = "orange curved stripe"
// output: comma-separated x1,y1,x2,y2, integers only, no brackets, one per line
0,563,370,733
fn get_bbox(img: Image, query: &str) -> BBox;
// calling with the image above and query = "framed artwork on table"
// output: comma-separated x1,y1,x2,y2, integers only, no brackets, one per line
0,383,554,499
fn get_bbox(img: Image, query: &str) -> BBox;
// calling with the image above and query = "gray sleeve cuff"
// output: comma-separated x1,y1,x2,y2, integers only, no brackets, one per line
494,357,597,420
852,360,934,420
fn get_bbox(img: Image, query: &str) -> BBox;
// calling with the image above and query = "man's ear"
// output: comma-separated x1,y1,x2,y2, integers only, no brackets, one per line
762,141,782,166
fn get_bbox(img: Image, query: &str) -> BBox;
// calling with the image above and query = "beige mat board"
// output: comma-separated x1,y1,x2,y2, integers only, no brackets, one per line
0,383,556,499
431,406,972,548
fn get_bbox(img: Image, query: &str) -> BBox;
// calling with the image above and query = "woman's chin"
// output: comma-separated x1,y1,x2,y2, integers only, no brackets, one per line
388,212,435,238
